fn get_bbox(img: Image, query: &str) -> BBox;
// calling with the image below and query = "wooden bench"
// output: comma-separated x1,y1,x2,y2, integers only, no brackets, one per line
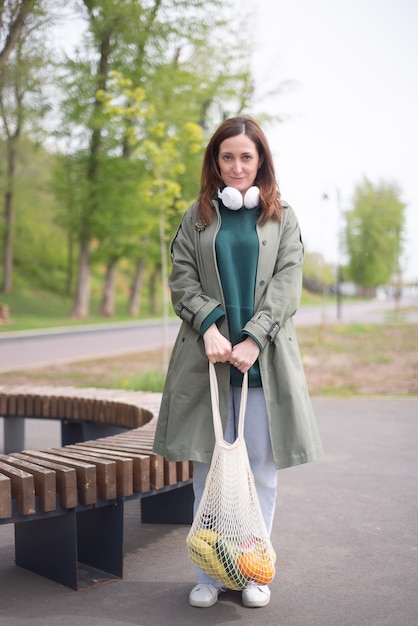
0,385,193,590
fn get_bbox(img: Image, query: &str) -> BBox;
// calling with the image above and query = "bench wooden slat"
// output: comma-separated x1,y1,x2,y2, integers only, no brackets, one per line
0,455,56,513
103,424,192,484
32,394,42,417
64,397,73,419
49,396,58,418
22,450,96,505
7,394,18,416
25,394,34,417
40,395,50,418
0,473,12,519
65,445,133,497
84,398,94,421
47,448,117,501
86,438,163,490
107,430,169,489
72,443,150,493
17,394,26,416
111,432,157,449
70,396,80,420
58,396,68,419
113,432,185,485
11,453,77,509
106,441,168,488
0,461,35,515
162,459,178,486
0,391,8,415
176,460,192,482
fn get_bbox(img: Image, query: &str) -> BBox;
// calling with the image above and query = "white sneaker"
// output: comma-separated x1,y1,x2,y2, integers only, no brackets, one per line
189,583,223,608
242,584,271,608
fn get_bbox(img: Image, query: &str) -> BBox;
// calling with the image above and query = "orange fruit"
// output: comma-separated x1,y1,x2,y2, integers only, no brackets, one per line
237,550,275,585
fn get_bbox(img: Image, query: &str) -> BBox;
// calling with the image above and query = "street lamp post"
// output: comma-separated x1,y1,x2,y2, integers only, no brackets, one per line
323,189,343,321
336,188,342,321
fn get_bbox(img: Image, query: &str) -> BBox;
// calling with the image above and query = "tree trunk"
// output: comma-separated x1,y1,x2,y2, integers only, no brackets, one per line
1,139,16,293
71,241,90,318
65,231,74,296
0,0,36,66
129,258,145,316
149,269,160,315
100,259,117,317
2,190,13,293
70,27,112,317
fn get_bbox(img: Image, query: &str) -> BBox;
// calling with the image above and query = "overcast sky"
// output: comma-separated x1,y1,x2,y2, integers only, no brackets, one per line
252,0,418,281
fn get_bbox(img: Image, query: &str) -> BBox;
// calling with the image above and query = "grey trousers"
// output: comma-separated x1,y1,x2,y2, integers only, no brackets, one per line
192,386,278,587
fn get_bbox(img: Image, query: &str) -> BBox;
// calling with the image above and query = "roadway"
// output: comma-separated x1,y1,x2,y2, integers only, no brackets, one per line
0,298,414,373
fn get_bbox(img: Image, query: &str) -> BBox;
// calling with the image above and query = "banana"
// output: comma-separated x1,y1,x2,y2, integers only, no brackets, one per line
255,537,277,564
187,533,215,559
188,546,231,587
188,541,231,587
193,528,219,547
188,530,240,589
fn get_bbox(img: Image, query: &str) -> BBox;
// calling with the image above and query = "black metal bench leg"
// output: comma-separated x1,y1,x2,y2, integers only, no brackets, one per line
141,482,194,524
61,420,127,445
15,510,80,589
3,416,25,453
14,501,124,590
76,502,124,589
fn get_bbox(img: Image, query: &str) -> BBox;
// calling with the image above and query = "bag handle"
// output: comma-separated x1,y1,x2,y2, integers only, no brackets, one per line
209,361,248,443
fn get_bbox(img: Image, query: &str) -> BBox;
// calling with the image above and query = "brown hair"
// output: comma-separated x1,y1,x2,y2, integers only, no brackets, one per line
198,115,282,225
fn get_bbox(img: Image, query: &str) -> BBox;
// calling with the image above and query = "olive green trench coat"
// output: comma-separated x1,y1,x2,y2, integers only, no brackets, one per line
153,200,323,470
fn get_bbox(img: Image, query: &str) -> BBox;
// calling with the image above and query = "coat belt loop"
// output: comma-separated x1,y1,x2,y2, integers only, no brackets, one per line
180,305,195,324
267,321,280,342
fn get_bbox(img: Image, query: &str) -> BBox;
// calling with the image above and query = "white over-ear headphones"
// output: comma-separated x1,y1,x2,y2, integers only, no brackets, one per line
218,186,260,210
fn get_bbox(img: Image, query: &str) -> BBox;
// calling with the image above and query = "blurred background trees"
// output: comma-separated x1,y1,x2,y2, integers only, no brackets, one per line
344,178,405,297
0,0,408,321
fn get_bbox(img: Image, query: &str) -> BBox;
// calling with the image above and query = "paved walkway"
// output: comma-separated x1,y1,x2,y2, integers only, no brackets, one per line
0,397,417,626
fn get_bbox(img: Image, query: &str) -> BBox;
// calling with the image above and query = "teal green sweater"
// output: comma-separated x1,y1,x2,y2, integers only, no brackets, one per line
200,202,262,387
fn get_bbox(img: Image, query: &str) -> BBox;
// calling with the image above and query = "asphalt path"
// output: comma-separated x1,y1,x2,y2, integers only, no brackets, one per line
1,396,417,624
0,319,181,373
0,298,415,373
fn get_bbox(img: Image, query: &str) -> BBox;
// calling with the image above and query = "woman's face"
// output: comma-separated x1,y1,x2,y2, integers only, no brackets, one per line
217,133,260,195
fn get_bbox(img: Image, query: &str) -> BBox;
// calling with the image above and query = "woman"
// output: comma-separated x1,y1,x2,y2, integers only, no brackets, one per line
153,115,323,608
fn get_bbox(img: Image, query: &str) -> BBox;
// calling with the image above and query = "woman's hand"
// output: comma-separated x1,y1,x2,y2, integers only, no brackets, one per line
230,336,260,373
203,324,233,364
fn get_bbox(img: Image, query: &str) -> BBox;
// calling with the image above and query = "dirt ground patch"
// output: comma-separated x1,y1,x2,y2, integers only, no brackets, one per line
1,323,417,396
297,323,418,396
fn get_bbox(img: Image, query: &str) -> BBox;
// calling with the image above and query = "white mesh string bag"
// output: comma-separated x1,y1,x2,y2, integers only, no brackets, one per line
186,362,276,590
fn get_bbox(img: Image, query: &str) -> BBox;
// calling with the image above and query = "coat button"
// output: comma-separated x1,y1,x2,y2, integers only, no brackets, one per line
262,240,267,245
260,280,265,286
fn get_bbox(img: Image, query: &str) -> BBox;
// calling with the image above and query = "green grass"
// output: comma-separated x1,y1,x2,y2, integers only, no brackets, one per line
0,286,338,333
0,287,165,332
364,355,393,364
114,370,166,393
317,383,358,396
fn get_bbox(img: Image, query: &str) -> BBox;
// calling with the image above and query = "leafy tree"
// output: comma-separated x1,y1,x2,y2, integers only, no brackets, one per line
0,0,66,292
54,0,255,318
0,135,68,292
91,74,204,321
344,178,406,295
303,251,335,294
